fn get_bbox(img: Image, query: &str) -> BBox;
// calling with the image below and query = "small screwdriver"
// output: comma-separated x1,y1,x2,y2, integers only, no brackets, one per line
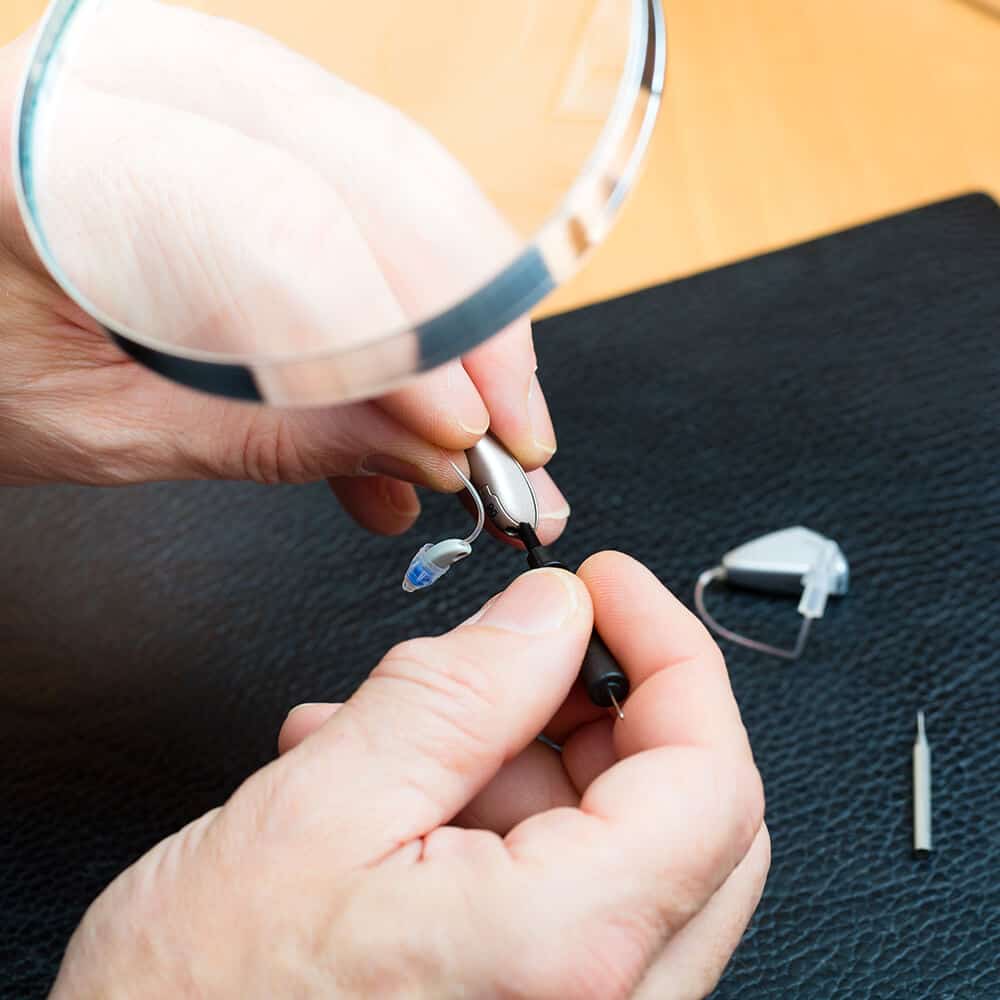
913,710,932,859
517,523,630,718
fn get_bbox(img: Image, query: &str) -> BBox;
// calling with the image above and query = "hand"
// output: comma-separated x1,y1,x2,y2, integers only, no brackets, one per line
52,553,768,1000
0,12,568,540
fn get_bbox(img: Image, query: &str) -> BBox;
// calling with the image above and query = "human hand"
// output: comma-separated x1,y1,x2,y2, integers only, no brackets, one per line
0,9,567,540
52,553,768,1000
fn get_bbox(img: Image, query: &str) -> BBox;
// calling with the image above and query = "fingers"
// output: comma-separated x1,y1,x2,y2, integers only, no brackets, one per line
278,703,342,755
461,319,558,470
332,456,569,542
633,825,771,1000
454,545,758,831
426,551,747,842
376,362,490,453
463,466,571,549
578,551,751,762
543,551,746,747
278,569,593,867
541,682,607,745
454,741,579,833
327,476,421,536
506,747,764,989
328,445,570,540
454,718,614,835
277,708,582,837
499,553,762,979
530,468,573,542
197,400,464,490
560,717,617,794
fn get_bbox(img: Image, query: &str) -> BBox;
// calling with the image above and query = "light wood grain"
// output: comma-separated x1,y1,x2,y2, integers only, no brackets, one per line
541,0,1000,316
3,1,998,319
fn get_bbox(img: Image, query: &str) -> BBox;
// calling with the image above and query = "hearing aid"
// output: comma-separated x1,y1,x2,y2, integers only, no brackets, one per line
694,526,850,660
465,433,539,536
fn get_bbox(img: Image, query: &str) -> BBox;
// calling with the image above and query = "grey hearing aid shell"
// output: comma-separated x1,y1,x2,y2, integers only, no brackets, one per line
466,434,539,535
721,527,850,596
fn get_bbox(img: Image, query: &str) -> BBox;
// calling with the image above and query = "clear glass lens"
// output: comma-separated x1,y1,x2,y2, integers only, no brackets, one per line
14,0,664,403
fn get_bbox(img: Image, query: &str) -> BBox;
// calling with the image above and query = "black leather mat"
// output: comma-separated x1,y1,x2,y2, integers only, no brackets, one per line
3,194,999,998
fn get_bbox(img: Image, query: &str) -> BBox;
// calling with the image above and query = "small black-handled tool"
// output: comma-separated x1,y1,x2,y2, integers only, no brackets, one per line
517,523,629,718
465,434,630,718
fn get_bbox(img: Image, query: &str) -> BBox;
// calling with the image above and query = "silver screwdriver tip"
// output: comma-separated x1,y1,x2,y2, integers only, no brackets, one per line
609,691,625,721
916,710,926,740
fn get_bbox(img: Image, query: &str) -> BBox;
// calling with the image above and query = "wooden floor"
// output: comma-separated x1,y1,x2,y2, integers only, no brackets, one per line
3,1,999,317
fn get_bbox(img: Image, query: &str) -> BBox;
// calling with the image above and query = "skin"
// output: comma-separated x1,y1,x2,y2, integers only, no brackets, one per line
52,555,769,1000
2,9,768,997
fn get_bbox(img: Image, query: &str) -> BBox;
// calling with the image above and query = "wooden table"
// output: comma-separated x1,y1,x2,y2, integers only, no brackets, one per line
3,1,999,318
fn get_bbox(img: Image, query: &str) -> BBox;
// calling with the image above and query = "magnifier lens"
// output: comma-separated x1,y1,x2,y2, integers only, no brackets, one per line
14,0,664,404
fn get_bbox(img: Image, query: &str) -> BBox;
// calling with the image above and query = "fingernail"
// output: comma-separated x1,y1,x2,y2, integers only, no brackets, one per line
539,502,571,523
476,568,578,634
459,416,491,436
379,477,422,518
527,373,557,456
287,702,341,718
362,454,427,483
447,363,490,436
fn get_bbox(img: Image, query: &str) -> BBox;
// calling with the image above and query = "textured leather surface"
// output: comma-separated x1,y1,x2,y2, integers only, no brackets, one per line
2,194,999,998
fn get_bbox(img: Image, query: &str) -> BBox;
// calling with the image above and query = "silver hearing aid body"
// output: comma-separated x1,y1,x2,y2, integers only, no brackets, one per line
465,434,539,535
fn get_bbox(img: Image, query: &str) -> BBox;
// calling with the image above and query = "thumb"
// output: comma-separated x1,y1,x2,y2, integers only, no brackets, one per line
283,568,592,868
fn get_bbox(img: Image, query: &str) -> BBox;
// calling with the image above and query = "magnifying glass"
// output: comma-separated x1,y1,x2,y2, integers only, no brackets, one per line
12,0,665,406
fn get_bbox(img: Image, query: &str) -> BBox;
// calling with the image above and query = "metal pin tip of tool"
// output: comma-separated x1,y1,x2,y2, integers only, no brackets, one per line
609,690,625,721
917,710,926,738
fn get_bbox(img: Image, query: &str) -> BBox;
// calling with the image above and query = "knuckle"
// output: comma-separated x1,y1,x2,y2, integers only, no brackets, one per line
240,415,282,485
225,759,313,845
240,414,308,485
656,867,716,934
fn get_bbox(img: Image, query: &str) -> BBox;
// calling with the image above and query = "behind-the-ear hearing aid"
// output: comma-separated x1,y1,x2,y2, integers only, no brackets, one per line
694,526,850,660
464,433,539,535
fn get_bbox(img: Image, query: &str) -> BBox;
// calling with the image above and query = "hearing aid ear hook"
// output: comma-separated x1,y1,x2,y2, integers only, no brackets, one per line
694,527,850,660
401,462,485,593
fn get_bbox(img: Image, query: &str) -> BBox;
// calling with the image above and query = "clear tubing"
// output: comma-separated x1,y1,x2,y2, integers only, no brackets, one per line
450,461,484,546
694,568,812,661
